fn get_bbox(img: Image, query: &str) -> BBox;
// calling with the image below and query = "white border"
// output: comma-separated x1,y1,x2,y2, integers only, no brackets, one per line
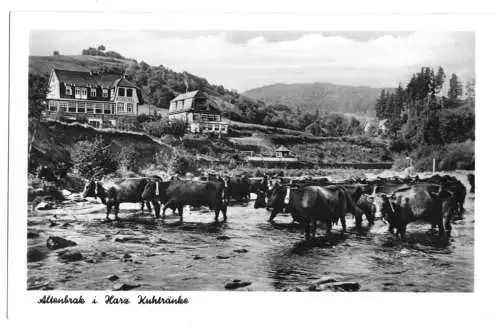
5,7,500,332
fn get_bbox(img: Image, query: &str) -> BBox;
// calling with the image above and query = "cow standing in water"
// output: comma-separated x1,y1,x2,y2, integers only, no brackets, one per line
374,183,456,239
142,180,227,222
266,184,361,240
83,177,160,221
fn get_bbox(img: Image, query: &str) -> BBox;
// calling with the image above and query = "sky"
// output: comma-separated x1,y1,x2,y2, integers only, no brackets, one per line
30,30,475,92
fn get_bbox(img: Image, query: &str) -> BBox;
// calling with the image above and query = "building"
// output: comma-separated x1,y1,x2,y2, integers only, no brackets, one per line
44,68,142,129
168,90,228,134
275,145,292,158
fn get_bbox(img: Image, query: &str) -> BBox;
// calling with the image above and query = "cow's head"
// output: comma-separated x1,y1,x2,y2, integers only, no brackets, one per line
373,192,398,224
266,183,288,210
83,180,105,199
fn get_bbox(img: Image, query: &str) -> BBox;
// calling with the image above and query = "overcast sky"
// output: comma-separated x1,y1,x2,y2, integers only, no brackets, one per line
30,30,474,92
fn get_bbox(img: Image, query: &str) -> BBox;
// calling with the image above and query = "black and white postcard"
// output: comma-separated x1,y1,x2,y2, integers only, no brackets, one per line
5,4,500,332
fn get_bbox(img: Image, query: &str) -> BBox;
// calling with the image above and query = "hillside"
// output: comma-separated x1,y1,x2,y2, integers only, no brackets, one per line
243,82,389,116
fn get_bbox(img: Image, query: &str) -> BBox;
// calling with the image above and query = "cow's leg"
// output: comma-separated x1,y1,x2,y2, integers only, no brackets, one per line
340,215,347,234
106,202,112,221
437,220,445,238
146,201,152,213
304,221,310,241
152,201,160,218
311,219,317,239
140,201,145,214
399,223,407,240
268,208,280,223
162,203,168,218
222,204,227,222
114,203,120,220
214,208,220,222
178,205,184,223
326,219,333,237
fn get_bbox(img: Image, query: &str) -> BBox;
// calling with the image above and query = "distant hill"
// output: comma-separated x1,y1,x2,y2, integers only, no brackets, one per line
243,82,390,116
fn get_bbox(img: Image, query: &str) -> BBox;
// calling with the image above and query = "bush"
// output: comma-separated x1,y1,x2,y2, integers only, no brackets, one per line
143,120,187,139
72,136,118,179
390,138,413,153
410,140,475,171
118,145,140,172
438,141,475,170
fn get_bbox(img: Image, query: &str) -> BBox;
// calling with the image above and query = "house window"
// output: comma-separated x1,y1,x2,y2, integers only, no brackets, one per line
60,102,68,112
90,88,96,97
88,120,101,128
103,103,111,114
117,103,124,112
177,101,183,110
126,103,133,113
65,86,72,95
86,102,95,113
49,100,57,112
201,114,208,121
215,115,221,122
111,104,116,114
96,103,103,114
77,102,85,113
126,89,133,97
103,89,108,98
68,102,76,113
81,89,87,97
118,88,125,97
193,113,200,121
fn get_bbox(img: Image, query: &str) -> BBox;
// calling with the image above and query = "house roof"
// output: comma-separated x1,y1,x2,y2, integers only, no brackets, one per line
53,68,137,90
275,145,290,152
171,90,200,102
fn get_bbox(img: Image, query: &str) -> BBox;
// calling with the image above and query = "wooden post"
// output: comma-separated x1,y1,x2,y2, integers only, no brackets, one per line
433,158,436,174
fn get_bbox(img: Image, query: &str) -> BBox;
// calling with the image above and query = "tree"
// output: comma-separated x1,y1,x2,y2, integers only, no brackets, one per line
72,136,118,179
28,74,49,161
465,78,475,106
52,50,60,56
97,45,106,51
448,73,463,101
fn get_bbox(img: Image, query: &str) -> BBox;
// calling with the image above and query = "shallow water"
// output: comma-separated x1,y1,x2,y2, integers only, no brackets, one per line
27,180,474,292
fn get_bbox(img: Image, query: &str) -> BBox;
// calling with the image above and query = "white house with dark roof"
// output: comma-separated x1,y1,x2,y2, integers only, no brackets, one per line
168,90,228,134
45,68,143,129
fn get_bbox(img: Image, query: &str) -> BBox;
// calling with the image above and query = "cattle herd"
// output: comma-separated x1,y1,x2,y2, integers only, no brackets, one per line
82,172,472,242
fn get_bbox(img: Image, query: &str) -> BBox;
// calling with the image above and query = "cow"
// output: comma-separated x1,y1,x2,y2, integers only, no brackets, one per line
82,177,161,220
467,173,475,193
418,175,466,216
373,183,456,239
323,185,365,230
266,184,362,240
142,180,227,222
222,175,251,203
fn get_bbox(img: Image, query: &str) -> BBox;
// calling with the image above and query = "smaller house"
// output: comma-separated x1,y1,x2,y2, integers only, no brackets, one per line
168,90,228,134
275,145,292,158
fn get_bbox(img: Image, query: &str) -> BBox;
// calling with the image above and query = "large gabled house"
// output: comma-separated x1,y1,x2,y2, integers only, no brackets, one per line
44,68,142,129
168,90,228,134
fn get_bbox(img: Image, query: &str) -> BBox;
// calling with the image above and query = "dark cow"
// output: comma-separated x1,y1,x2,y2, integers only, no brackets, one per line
324,185,365,230
419,175,466,216
253,189,267,209
374,183,456,239
142,180,227,222
267,184,362,240
82,177,160,220
223,176,251,203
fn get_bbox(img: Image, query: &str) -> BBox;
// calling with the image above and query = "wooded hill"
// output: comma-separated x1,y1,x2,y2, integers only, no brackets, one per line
243,82,387,116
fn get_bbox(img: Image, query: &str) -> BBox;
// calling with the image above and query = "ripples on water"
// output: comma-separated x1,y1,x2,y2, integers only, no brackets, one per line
28,193,474,292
